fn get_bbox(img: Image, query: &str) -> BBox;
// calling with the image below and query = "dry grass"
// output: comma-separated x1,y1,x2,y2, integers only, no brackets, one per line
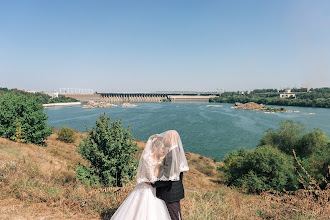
0,133,114,219
255,151,330,220
0,134,329,219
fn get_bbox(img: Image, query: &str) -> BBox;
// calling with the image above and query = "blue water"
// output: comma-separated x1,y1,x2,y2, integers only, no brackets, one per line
44,103,330,160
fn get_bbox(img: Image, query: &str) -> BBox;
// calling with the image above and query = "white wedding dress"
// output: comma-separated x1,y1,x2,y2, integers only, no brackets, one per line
111,156,171,220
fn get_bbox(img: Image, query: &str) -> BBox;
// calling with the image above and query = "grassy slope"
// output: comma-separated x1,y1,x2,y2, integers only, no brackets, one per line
0,134,328,220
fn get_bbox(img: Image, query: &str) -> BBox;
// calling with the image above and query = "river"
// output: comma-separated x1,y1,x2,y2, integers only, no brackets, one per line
44,103,330,160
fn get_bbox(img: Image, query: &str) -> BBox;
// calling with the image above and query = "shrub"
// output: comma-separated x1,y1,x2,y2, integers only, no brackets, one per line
57,126,77,143
219,147,248,184
299,147,330,189
299,129,329,158
0,94,52,145
219,146,297,193
76,113,138,188
221,121,330,193
259,120,306,155
259,121,330,158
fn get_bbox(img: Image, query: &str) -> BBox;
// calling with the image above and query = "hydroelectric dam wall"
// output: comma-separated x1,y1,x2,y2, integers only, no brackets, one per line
61,92,219,103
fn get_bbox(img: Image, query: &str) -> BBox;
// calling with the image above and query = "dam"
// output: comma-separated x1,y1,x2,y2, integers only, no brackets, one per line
100,92,218,102
60,91,219,103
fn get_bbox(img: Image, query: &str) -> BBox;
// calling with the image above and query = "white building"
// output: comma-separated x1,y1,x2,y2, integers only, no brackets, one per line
280,89,295,98
52,91,59,98
280,93,296,98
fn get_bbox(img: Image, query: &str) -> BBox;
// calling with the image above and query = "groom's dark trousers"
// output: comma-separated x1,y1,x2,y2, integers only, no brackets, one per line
152,172,184,220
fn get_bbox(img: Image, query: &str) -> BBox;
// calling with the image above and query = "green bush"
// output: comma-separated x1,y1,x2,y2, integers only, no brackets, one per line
299,129,329,158
219,146,297,193
299,151,330,189
76,113,138,188
298,137,330,189
0,94,52,145
57,126,77,143
219,147,248,184
220,121,330,193
259,120,329,158
259,121,330,186
75,164,102,188
259,121,306,155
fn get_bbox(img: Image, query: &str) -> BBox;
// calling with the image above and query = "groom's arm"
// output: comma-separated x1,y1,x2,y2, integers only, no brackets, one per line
151,180,172,188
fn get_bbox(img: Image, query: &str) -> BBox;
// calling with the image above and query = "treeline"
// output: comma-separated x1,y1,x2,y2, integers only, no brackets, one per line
219,120,330,193
0,87,78,104
210,87,330,108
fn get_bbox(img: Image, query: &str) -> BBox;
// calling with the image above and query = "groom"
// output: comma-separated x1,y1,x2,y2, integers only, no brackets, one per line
151,149,184,220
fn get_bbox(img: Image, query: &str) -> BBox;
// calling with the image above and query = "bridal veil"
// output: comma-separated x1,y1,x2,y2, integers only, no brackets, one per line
136,130,189,183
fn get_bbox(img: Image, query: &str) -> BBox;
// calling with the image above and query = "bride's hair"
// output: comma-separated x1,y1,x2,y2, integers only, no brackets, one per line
151,137,163,152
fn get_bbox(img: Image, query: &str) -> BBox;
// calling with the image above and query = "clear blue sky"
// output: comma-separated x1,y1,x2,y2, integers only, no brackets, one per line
1,0,329,92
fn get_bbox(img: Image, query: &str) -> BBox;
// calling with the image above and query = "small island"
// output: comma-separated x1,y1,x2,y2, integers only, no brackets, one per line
231,102,286,112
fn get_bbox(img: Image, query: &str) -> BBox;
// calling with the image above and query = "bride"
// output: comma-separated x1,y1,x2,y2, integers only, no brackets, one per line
111,133,172,220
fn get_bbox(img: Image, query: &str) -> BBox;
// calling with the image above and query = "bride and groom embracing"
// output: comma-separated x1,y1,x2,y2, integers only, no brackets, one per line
111,130,189,220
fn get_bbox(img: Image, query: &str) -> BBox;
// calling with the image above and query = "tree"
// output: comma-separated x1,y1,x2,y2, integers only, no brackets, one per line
76,113,138,188
0,94,52,145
